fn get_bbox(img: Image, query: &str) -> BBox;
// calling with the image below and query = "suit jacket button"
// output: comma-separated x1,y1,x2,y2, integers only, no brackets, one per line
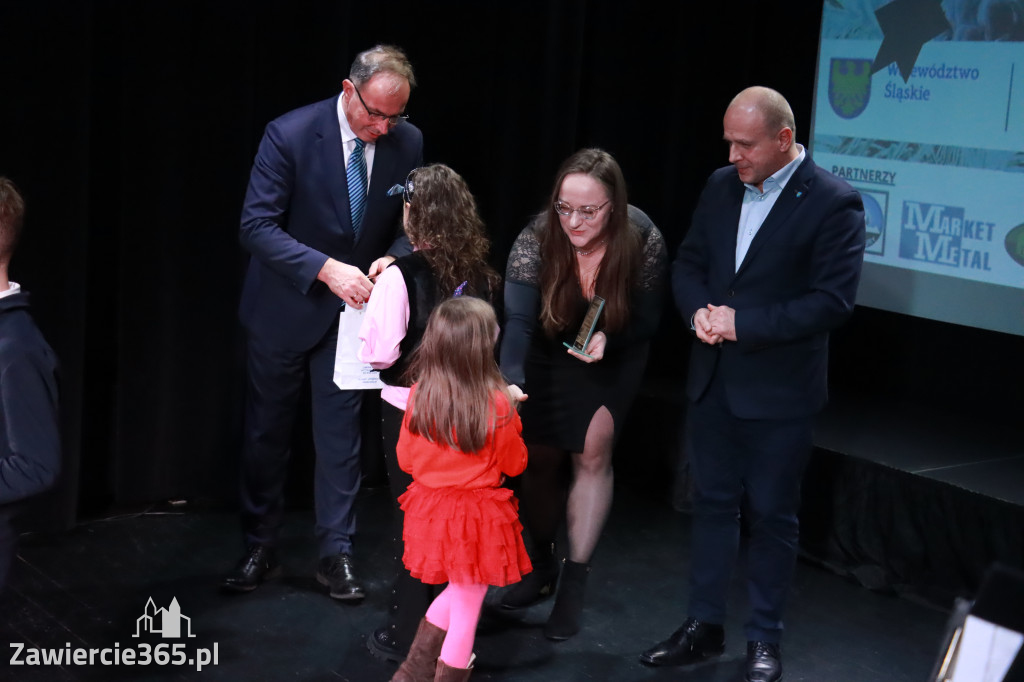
728,290,735,297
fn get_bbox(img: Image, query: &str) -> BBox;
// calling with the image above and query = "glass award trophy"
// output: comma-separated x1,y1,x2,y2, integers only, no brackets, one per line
563,296,605,359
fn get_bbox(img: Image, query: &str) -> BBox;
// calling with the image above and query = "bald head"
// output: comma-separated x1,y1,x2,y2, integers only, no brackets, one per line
728,86,796,140
723,87,800,191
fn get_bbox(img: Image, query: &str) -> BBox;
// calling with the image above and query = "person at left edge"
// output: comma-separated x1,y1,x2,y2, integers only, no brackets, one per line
0,177,61,594
225,45,424,601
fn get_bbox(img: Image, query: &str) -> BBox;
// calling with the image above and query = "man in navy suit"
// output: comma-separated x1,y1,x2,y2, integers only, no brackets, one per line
640,87,865,682
225,45,423,600
0,177,61,593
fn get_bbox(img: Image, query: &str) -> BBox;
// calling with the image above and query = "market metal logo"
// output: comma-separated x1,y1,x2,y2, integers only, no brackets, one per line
829,58,873,119
134,597,196,638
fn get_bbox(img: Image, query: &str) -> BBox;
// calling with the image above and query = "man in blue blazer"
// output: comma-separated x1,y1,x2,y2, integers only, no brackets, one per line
226,45,423,600
640,87,865,682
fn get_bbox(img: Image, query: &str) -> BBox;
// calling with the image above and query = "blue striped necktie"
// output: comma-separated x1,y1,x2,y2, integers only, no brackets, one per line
347,138,368,239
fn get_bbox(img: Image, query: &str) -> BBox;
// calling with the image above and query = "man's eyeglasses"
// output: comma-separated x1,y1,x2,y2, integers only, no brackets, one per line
351,83,409,127
553,200,610,221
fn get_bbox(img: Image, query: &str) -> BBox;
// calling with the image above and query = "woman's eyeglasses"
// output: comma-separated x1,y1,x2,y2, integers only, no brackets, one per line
554,200,610,221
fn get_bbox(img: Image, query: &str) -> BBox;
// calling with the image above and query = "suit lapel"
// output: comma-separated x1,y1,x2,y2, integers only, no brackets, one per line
735,156,815,277
719,179,745,278
317,98,353,234
363,133,397,235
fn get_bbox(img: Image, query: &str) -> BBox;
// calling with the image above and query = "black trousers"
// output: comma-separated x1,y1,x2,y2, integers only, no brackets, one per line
686,373,813,644
380,399,436,649
240,324,363,557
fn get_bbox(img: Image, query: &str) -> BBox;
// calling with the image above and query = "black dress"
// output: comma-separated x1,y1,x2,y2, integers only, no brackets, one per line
500,206,668,452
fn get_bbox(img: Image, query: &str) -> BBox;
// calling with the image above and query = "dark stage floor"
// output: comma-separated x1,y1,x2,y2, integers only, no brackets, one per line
0,483,950,682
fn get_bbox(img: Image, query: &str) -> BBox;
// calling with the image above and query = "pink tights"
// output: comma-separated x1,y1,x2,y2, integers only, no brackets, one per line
424,582,488,669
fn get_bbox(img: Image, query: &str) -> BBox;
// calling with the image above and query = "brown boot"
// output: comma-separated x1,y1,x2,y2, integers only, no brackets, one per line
390,619,446,682
434,657,473,681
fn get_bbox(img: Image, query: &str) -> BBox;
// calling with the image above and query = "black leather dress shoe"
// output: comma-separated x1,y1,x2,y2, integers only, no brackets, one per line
222,545,281,592
316,553,366,602
639,618,725,667
745,641,782,682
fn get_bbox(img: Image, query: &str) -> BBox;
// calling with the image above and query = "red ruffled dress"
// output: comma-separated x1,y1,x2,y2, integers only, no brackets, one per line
397,388,533,586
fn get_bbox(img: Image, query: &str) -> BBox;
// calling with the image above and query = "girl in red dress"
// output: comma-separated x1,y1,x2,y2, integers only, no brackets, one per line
390,297,532,682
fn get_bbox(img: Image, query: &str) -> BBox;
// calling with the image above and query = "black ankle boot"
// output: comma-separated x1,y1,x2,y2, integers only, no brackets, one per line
543,559,590,641
368,569,434,662
499,543,559,609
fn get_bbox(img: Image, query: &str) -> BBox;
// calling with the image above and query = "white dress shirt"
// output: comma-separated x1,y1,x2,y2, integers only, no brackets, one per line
0,281,21,299
337,94,376,180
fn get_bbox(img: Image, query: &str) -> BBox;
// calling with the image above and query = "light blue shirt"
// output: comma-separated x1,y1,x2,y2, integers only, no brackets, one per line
735,146,805,270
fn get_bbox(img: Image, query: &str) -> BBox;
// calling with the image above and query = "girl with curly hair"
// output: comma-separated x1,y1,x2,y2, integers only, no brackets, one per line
358,163,501,665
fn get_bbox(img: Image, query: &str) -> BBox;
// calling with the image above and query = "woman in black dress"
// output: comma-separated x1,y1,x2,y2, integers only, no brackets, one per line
499,148,667,640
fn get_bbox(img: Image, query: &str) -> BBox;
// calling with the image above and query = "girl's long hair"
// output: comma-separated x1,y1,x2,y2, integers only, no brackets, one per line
537,148,642,335
405,297,514,454
404,164,501,297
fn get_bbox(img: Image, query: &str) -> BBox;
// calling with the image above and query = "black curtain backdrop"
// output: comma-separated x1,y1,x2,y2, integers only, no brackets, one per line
1,1,1019,532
